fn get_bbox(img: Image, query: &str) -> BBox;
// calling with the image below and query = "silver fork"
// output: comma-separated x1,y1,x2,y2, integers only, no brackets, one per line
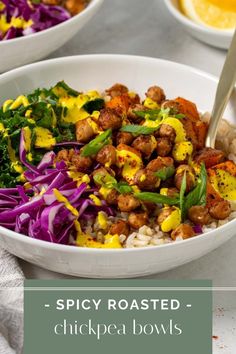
206,29,236,148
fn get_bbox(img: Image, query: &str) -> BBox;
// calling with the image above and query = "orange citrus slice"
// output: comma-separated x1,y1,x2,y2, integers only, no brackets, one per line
180,0,236,30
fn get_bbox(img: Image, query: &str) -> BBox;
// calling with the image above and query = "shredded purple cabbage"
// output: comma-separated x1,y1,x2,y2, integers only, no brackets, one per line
0,0,71,41
193,224,203,235
0,136,115,245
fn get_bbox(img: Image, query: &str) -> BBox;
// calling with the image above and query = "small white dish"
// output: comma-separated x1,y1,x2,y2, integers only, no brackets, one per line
0,0,103,73
164,0,234,49
0,54,236,278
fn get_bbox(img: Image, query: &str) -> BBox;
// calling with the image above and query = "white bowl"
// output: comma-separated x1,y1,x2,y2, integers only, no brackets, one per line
164,0,234,49
0,54,236,278
0,0,103,73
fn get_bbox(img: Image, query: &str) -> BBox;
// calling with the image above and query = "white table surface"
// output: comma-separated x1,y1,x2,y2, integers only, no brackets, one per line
20,0,236,285
213,308,236,354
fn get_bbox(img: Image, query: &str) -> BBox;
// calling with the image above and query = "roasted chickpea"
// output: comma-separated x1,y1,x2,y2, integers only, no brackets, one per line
157,207,174,226
146,156,174,172
128,211,148,229
158,124,176,143
165,188,179,198
105,189,119,206
132,135,157,159
117,194,140,212
142,202,157,215
188,206,210,226
161,100,180,113
134,169,160,190
71,153,92,172
209,200,231,220
157,206,182,233
96,145,117,167
105,83,128,98
174,165,195,193
116,132,134,145
171,224,195,240
76,118,95,143
109,220,130,236
156,138,172,157
145,86,166,103
56,149,75,163
57,149,69,162
64,0,87,16
92,167,109,186
127,104,146,123
68,149,75,161
98,108,122,131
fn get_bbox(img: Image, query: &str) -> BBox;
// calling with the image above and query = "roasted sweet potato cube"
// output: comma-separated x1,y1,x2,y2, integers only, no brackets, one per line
194,148,225,168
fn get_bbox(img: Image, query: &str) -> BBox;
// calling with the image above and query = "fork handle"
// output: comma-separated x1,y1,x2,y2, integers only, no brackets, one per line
206,29,236,148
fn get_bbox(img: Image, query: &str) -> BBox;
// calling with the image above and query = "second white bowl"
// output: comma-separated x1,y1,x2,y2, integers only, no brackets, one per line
164,0,234,49
0,0,103,73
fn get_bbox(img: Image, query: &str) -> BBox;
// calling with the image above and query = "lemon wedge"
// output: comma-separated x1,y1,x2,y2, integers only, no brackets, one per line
180,0,236,30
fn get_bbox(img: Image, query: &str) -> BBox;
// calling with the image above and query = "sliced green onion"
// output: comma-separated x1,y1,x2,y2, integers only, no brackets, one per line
135,192,179,205
81,129,112,157
154,166,175,181
184,163,207,212
120,125,158,135
179,171,187,218
94,172,133,194
174,114,185,119
114,181,133,194
134,109,161,119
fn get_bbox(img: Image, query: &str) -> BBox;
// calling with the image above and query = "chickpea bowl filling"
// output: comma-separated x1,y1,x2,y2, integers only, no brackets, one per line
0,81,236,249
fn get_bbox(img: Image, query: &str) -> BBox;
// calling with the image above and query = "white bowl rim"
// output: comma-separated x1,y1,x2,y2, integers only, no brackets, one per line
164,0,235,37
0,53,235,254
0,0,103,46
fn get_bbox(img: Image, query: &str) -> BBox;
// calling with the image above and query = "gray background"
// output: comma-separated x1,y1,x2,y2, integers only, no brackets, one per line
21,0,236,285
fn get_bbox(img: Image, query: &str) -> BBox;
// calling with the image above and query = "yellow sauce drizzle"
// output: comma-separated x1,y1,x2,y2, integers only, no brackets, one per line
53,189,79,217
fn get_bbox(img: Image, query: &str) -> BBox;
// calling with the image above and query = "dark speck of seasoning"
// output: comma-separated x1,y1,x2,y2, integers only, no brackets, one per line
212,335,219,340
